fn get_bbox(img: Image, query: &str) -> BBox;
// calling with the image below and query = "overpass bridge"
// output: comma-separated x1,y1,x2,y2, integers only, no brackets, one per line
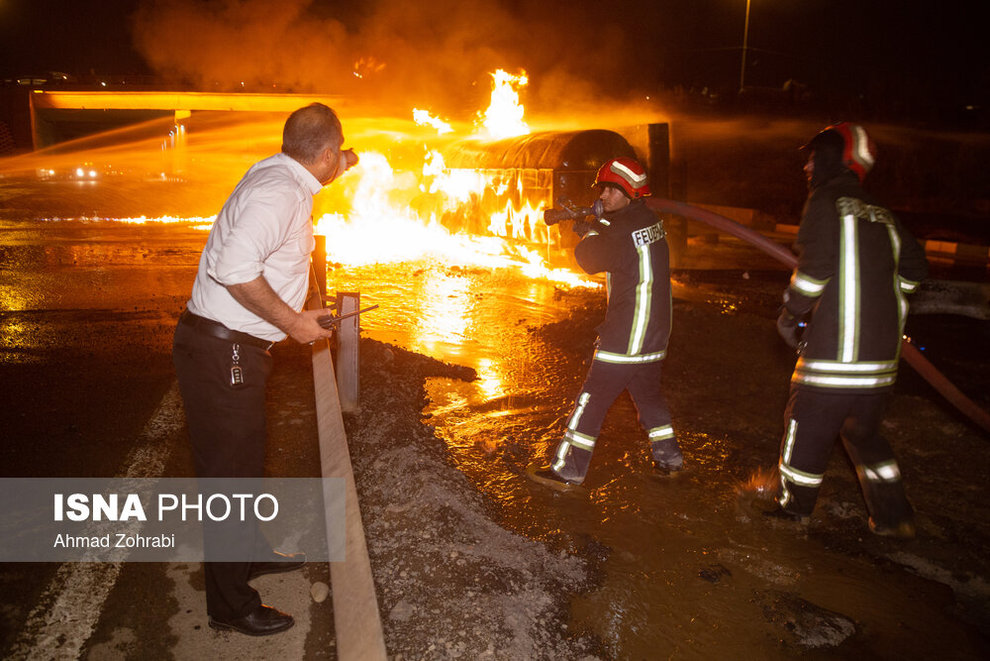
28,90,345,149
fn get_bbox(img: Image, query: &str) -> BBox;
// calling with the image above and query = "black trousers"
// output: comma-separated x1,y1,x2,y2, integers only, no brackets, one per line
777,386,913,525
553,358,675,481
172,321,275,619
571,358,673,437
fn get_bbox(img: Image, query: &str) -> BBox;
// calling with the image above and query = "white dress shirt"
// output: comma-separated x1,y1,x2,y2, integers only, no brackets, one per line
187,152,322,342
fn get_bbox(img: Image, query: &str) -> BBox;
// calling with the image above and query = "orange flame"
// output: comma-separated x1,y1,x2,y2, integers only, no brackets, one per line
412,109,454,135
314,69,588,287
22,71,594,289
479,69,529,139
312,149,591,288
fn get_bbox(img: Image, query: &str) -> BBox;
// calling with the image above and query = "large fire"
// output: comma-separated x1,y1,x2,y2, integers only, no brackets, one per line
6,70,597,289
479,69,529,139
311,69,592,288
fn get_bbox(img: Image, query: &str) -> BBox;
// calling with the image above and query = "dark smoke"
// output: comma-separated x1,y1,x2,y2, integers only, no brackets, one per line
130,0,636,115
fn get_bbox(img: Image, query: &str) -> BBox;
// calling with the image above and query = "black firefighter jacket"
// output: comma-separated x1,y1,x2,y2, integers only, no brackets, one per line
783,171,929,392
575,198,672,365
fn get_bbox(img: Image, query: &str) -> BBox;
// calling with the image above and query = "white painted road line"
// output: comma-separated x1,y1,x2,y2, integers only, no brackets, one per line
6,383,182,661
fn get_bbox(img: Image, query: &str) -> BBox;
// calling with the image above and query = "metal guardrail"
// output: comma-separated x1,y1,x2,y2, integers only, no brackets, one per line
307,279,387,658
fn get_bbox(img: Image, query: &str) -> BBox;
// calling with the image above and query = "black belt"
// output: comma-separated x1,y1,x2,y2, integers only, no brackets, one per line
179,309,275,350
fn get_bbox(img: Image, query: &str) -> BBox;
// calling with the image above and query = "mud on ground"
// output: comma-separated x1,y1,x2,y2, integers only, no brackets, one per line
334,277,989,659
343,340,600,659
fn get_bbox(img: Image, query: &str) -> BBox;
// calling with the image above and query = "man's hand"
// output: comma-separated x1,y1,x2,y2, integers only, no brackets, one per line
323,149,359,186
288,309,335,345
776,309,800,349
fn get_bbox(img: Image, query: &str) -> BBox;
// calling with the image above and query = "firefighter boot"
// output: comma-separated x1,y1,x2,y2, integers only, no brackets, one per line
868,518,916,539
756,497,811,526
650,438,684,473
528,465,581,490
864,487,916,539
858,467,916,539
532,443,591,487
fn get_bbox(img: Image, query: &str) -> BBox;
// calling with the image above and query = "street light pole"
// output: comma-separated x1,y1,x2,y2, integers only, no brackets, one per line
739,0,751,93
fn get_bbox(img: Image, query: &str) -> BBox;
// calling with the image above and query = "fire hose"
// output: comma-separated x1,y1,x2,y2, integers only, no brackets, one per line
643,198,990,434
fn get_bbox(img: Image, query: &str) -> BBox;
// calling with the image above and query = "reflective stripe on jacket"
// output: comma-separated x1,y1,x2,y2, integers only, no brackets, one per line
575,199,672,364
784,172,928,392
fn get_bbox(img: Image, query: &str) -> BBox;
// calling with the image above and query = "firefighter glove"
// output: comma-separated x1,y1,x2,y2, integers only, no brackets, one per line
572,219,591,238
776,309,800,348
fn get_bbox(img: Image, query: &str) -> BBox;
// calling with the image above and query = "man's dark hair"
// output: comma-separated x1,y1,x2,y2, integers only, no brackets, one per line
282,103,342,165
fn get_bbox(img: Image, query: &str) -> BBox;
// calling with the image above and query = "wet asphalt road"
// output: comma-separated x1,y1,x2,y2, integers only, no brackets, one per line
0,220,341,659
1,217,989,658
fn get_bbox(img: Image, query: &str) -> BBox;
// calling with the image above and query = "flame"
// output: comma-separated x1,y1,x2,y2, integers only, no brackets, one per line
413,109,454,135
420,149,486,203
353,56,386,79
18,70,595,289
479,69,529,139
313,149,592,288
315,69,587,288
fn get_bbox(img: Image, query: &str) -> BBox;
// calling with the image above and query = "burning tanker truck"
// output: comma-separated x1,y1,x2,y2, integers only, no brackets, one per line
431,122,990,435
438,128,671,267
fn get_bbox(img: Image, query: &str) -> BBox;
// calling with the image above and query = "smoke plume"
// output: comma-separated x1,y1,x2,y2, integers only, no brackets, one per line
130,0,638,116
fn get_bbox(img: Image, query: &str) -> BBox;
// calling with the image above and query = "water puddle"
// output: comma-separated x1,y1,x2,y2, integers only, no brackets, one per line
3,109,985,655
329,261,985,658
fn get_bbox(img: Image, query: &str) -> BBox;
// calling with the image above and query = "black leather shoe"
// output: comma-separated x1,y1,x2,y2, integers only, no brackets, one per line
209,604,294,636
249,551,306,580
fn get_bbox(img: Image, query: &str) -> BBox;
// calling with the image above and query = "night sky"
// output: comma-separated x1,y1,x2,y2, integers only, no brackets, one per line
0,0,985,124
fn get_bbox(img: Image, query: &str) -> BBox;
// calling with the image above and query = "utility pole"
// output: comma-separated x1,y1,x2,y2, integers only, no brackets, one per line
739,0,752,93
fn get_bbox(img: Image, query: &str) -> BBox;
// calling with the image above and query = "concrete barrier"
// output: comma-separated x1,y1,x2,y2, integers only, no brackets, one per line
923,239,990,269
308,293,387,660
773,224,989,270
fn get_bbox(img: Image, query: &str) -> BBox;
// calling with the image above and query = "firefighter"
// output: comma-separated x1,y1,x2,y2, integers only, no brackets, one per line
766,123,929,538
533,157,681,487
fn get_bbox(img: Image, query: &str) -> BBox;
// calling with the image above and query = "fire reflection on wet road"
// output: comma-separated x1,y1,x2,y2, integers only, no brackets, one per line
327,260,984,658
1,211,985,656
2,99,987,654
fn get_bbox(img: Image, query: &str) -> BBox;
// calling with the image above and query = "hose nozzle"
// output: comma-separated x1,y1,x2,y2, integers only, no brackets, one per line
543,199,604,225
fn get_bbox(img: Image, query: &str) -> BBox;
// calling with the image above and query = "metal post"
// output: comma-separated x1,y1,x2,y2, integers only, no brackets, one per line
313,235,327,299
334,291,360,413
739,0,751,93
648,122,686,267
647,123,671,199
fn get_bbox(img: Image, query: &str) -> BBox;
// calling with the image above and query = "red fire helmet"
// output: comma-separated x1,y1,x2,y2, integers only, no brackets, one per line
594,157,652,198
809,122,877,182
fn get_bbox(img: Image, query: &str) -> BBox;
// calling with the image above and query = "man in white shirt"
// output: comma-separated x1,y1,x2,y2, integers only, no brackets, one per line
172,103,355,636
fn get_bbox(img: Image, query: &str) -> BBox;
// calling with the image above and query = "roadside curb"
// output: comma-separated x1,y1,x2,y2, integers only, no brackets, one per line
921,239,990,268
773,224,990,268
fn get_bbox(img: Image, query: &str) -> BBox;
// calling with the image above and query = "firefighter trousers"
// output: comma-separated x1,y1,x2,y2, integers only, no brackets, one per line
777,386,913,526
552,357,676,483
